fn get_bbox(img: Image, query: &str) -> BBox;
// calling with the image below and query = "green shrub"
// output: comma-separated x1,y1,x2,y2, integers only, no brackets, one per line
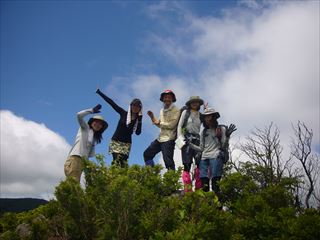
1,157,319,239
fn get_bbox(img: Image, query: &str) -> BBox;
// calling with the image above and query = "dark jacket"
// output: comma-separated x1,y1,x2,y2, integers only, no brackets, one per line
97,90,142,143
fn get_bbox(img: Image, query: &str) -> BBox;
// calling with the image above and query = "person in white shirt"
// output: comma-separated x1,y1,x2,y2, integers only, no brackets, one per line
64,104,108,182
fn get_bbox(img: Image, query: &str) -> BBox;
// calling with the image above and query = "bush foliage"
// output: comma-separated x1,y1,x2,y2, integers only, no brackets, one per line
1,156,319,239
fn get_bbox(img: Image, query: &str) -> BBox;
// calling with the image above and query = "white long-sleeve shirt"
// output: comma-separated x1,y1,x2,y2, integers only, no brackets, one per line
155,104,181,142
68,108,96,159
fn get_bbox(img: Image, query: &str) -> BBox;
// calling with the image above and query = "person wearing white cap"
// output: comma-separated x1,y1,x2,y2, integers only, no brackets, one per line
189,107,236,197
64,104,108,182
144,90,181,170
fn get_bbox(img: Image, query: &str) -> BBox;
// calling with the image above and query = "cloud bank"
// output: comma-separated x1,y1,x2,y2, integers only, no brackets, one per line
107,1,319,153
0,110,70,199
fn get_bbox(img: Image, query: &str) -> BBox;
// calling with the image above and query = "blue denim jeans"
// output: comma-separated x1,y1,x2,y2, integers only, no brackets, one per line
199,158,223,178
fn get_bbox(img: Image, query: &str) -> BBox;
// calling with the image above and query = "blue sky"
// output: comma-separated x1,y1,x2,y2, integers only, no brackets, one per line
1,0,240,165
1,0,319,199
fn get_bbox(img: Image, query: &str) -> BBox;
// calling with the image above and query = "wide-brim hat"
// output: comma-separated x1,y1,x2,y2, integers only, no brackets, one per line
160,90,176,102
185,96,204,107
203,107,220,119
88,115,108,132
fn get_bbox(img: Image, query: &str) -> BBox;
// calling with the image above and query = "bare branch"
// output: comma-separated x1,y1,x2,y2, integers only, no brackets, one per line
239,122,290,186
291,121,317,208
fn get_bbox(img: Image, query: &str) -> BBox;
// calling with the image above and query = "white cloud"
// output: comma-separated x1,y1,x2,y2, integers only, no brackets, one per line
238,0,262,10
0,110,71,199
106,0,319,166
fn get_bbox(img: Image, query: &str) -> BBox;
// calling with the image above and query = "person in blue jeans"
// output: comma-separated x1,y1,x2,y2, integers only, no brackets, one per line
189,107,236,196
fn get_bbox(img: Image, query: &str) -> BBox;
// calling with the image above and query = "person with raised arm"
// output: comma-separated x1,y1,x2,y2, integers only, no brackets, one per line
96,88,142,167
189,107,236,197
64,104,108,182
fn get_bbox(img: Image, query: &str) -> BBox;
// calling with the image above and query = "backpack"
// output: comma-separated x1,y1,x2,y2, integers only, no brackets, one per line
202,125,230,164
180,106,190,135
180,106,203,135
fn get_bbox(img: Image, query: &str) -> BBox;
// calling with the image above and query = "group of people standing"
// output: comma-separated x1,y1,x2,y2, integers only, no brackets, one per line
64,89,236,195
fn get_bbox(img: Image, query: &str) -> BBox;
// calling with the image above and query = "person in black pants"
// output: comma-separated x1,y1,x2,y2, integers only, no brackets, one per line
143,90,181,170
96,88,142,167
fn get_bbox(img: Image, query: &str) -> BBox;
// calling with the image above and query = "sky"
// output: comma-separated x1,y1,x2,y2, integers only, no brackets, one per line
1,0,319,200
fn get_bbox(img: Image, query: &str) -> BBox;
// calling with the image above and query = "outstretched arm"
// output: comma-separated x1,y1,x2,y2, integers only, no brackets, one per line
96,88,125,115
77,104,101,129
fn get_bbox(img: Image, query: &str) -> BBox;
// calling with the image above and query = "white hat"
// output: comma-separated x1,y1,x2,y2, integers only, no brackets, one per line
203,107,220,119
88,115,108,131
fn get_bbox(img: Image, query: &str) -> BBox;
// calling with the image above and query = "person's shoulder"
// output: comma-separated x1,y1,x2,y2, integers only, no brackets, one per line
217,124,228,134
218,124,227,130
172,105,181,112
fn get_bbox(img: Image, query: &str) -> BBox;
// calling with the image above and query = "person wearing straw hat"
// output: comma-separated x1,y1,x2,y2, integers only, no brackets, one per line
64,104,108,182
144,90,180,170
189,107,236,196
96,88,143,167
177,96,204,192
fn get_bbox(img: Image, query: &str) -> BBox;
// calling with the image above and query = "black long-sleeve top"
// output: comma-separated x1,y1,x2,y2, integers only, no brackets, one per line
97,90,142,143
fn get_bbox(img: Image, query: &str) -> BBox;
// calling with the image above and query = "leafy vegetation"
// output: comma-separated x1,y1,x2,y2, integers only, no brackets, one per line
1,154,319,240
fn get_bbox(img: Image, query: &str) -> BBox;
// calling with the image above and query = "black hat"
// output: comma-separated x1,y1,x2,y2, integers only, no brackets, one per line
130,98,142,108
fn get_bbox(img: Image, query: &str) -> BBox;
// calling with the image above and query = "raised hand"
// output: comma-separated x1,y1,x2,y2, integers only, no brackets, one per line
93,104,102,113
147,111,154,119
147,111,159,125
226,124,237,137
203,102,208,110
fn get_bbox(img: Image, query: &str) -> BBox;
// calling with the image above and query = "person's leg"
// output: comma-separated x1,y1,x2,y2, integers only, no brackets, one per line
181,145,193,192
212,176,222,197
189,149,202,190
143,140,161,166
112,153,120,166
112,153,128,167
64,155,82,182
120,154,129,168
199,159,210,192
194,167,202,190
160,140,176,170
181,145,192,172
210,158,223,196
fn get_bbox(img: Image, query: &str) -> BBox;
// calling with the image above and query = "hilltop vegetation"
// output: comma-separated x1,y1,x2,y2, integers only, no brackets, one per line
1,156,319,240
1,122,319,239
